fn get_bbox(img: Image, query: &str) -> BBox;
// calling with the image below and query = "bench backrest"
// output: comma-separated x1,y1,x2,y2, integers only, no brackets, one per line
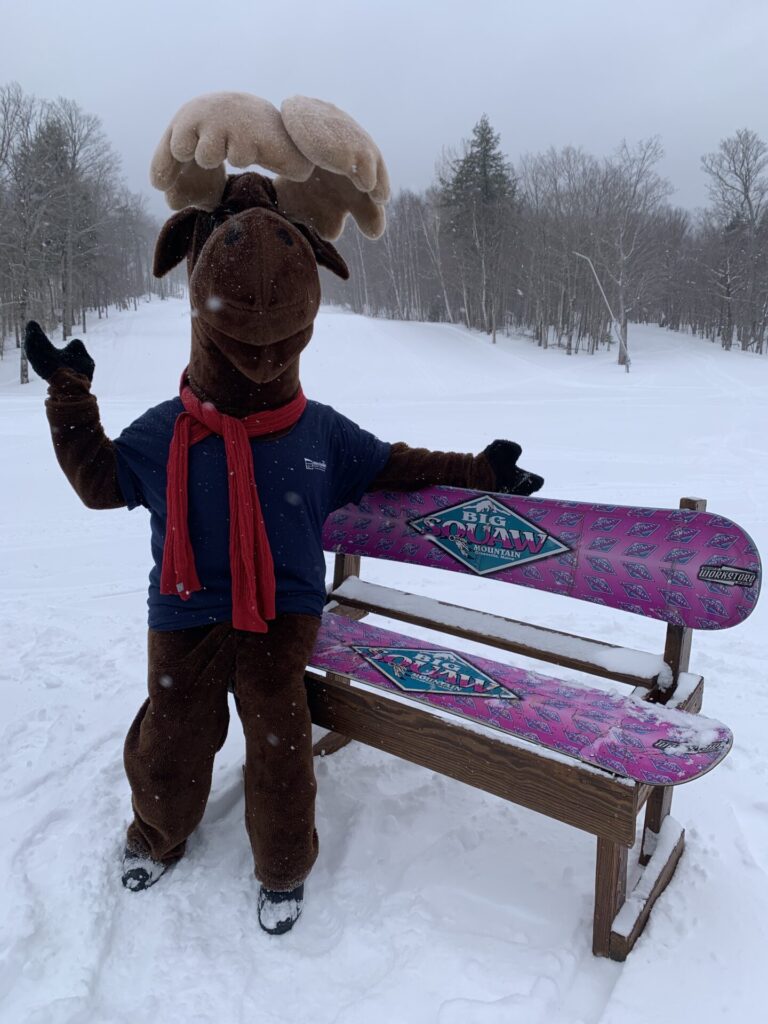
322,486,761,632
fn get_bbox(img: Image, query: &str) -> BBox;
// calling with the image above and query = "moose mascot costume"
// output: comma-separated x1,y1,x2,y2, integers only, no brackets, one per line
25,93,543,935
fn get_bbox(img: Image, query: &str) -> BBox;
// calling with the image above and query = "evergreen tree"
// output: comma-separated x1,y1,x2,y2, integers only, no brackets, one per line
442,114,516,208
439,115,517,338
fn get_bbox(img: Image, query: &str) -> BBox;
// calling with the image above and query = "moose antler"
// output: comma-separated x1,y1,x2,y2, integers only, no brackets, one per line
150,92,390,239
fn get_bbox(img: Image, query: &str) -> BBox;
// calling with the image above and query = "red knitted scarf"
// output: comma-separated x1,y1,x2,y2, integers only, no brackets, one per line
160,374,308,632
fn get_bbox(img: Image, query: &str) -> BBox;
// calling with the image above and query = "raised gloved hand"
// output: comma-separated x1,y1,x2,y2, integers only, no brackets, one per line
482,440,544,496
24,321,95,383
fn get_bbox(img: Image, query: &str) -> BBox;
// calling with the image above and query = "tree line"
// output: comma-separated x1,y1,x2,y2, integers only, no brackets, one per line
0,82,181,383
4,81,766,381
322,117,768,365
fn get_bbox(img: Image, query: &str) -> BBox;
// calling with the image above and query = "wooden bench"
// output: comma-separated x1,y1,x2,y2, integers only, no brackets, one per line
304,491,752,960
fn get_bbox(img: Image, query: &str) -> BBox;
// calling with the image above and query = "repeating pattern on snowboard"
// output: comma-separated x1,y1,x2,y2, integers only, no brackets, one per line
322,487,761,630
312,614,733,785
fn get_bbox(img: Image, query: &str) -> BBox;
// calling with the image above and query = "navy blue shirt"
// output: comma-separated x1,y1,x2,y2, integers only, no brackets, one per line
113,398,390,629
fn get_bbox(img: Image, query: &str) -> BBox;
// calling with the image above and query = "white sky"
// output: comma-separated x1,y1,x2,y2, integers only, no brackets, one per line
2,0,767,217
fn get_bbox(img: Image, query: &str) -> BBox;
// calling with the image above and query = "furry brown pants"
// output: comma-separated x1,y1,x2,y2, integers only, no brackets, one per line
123,614,321,891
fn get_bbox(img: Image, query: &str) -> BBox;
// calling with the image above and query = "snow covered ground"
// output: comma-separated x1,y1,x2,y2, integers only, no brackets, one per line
1,298,767,1024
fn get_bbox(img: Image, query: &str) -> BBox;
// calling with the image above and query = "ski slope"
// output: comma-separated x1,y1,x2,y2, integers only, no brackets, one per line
1,299,767,1024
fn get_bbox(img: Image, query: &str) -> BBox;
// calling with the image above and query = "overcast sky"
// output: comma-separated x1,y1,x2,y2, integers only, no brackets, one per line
2,0,766,218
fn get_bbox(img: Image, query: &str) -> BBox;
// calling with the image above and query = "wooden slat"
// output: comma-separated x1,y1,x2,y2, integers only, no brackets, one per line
325,602,369,622
666,673,704,713
330,578,668,689
644,671,704,711
594,838,629,957
663,625,693,682
304,670,638,846
312,731,352,757
332,553,361,591
640,789,673,866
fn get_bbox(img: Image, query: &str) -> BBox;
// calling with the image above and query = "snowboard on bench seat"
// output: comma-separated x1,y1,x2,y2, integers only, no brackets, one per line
310,612,733,786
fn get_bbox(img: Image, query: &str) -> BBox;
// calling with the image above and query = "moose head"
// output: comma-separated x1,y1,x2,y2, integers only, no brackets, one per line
150,93,390,414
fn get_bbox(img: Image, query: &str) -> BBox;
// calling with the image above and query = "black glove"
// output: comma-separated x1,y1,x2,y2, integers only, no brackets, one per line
24,321,95,383
483,439,544,496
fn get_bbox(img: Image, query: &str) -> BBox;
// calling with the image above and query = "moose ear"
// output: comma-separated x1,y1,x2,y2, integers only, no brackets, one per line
291,220,349,280
153,207,201,278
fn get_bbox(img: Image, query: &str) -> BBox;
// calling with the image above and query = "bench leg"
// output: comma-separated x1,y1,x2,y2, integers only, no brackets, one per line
595,799,686,961
640,786,673,865
609,817,685,961
593,837,628,957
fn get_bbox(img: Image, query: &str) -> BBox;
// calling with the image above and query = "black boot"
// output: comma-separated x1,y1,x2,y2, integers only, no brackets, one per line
121,845,169,892
257,884,304,935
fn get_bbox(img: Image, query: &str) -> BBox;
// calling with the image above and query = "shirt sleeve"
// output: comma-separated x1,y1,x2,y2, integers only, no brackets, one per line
329,411,391,511
113,431,147,510
113,409,162,511
111,398,178,512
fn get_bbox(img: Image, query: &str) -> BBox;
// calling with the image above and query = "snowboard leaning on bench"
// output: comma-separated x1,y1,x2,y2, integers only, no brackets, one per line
323,486,760,631
307,487,761,960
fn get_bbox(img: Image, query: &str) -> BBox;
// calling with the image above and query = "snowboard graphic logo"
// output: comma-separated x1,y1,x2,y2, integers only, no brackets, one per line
352,646,521,699
407,494,569,576
697,564,758,588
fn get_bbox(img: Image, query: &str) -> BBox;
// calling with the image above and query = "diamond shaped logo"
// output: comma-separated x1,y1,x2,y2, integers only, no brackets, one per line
353,646,521,699
408,494,569,576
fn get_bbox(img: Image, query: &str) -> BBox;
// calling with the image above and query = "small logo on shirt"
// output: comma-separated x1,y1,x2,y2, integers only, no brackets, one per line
304,458,327,472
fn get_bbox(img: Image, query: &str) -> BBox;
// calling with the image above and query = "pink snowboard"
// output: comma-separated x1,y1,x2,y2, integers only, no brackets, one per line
323,488,761,631
312,613,733,785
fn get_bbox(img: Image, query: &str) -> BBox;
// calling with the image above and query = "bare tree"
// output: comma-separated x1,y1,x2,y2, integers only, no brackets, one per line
589,138,672,364
1,83,183,383
701,129,768,351
312,123,768,363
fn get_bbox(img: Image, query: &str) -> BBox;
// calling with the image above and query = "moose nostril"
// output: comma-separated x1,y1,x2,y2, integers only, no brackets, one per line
224,227,242,246
276,227,294,247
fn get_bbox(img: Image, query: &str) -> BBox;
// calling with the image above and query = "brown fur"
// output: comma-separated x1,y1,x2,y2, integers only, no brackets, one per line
45,368,124,509
125,615,320,890
371,442,495,492
151,173,349,414
39,171,503,891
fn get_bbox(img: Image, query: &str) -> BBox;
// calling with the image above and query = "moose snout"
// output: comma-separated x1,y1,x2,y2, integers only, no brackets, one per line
189,207,321,347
